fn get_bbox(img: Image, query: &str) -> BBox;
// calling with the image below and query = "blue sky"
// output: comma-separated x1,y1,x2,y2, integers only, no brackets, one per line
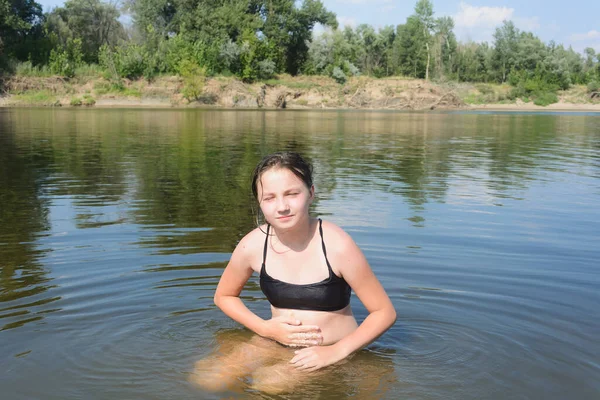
36,0,600,53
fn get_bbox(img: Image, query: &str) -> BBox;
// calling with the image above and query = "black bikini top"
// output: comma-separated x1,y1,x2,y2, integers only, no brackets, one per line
259,219,352,312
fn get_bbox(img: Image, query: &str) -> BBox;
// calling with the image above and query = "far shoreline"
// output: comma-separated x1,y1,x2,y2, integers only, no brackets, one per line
1,75,599,113
2,98,599,113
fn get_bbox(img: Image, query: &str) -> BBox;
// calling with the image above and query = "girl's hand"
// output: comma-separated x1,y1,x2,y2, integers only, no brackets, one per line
289,345,346,372
263,316,322,347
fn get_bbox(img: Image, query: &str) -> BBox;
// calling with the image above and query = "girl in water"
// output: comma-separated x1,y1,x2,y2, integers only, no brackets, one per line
190,152,396,393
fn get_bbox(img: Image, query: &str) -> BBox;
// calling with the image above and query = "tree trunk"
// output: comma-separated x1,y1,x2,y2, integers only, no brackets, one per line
425,42,430,80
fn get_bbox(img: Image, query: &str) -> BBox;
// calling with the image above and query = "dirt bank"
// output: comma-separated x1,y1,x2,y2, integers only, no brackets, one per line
1,75,599,112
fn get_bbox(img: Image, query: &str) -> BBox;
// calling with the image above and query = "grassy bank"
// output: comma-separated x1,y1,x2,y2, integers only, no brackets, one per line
1,70,599,111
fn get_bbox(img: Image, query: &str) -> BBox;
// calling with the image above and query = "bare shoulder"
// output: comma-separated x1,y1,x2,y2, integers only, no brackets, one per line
319,219,358,252
319,219,367,276
237,224,268,250
231,224,269,272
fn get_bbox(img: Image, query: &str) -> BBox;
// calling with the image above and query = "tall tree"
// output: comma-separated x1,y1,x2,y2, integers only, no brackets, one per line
433,16,455,79
414,0,435,80
492,20,519,82
45,0,126,63
260,0,337,75
0,0,43,63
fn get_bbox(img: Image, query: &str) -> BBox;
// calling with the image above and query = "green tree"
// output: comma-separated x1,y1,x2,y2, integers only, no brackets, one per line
255,0,337,75
583,47,596,80
305,28,351,75
392,17,426,78
45,0,126,63
0,0,43,65
413,0,435,80
513,31,547,73
492,20,519,82
433,16,456,79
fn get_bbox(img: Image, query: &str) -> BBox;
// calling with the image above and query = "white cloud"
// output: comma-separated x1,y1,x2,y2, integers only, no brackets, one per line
570,30,600,41
454,2,514,28
452,2,540,43
569,30,600,52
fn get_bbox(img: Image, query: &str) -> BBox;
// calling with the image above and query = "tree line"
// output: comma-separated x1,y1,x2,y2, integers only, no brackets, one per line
2,0,599,92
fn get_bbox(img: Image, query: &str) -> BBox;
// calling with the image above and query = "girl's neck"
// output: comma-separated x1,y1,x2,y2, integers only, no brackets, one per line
271,216,316,252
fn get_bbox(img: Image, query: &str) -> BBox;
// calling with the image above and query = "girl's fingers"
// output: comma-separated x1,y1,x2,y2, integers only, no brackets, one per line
291,340,319,347
288,332,321,339
290,351,311,364
295,362,320,371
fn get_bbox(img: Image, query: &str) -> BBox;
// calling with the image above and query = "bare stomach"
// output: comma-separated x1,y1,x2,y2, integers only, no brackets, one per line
271,305,358,346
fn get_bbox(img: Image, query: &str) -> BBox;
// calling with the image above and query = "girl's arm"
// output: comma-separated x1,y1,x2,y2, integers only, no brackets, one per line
214,231,322,346
213,237,267,334
291,223,396,370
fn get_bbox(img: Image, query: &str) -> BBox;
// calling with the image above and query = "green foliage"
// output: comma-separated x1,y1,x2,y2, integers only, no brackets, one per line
0,0,43,62
2,0,600,106
14,61,53,77
70,96,82,106
475,83,494,95
13,90,58,106
82,94,96,106
507,76,559,106
93,80,141,97
492,21,519,82
99,44,151,79
178,60,206,102
532,92,558,106
257,60,276,80
49,38,84,77
44,0,125,63
238,29,261,82
587,81,599,93
332,67,347,84
74,64,104,78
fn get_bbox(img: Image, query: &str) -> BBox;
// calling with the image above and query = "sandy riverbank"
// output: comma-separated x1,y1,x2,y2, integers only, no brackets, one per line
1,75,599,112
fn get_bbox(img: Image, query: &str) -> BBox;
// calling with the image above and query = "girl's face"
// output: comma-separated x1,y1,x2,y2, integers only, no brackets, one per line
256,167,314,228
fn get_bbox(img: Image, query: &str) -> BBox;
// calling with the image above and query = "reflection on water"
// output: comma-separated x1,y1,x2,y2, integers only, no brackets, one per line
0,108,599,399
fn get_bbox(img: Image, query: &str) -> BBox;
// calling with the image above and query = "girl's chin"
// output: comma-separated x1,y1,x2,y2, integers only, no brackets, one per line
271,216,294,226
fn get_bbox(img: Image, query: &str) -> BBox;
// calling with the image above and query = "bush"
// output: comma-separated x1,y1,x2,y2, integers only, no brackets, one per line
99,44,153,80
178,60,206,102
13,90,58,106
82,94,96,106
532,91,558,106
257,59,276,80
70,97,82,106
508,85,526,100
74,64,104,78
345,61,360,77
116,45,146,79
331,67,347,84
587,81,599,93
219,40,241,72
49,39,84,78
475,83,494,95
15,61,52,77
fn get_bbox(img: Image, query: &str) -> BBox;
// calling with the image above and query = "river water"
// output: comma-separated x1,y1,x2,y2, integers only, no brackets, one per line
1,108,599,399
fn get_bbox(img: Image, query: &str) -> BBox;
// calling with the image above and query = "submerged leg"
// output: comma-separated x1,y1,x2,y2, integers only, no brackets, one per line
188,334,283,392
251,361,314,395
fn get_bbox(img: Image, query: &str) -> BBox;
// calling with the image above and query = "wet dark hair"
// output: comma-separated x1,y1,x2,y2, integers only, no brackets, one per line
251,152,313,201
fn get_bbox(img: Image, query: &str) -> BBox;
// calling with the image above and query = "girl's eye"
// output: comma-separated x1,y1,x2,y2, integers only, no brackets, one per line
263,197,274,202
287,192,299,196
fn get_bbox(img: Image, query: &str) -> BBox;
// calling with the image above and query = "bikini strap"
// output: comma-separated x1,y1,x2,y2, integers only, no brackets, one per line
318,219,334,276
262,224,270,267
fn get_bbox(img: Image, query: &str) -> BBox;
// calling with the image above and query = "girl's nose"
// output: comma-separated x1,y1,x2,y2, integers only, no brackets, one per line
276,197,289,212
